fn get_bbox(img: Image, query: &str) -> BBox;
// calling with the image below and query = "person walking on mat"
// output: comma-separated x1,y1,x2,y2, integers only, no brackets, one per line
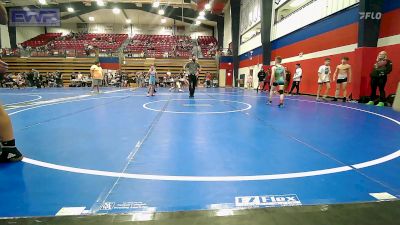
268,56,286,107
184,56,201,98
90,61,103,94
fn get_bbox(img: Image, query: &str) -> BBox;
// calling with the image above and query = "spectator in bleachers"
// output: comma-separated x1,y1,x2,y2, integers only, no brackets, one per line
32,69,41,88
205,72,212,88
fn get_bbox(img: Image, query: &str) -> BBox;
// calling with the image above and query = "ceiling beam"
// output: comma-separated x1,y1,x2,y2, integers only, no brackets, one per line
77,15,85,23
122,9,129,20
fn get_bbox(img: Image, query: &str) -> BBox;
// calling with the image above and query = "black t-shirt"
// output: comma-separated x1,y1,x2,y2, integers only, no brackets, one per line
258,70,266,81
286,70,291,82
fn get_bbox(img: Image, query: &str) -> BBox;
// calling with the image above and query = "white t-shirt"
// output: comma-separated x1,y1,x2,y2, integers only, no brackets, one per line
293,68,302,81
318,65,331,83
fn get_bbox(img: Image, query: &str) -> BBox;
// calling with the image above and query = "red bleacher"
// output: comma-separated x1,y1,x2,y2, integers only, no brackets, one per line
198,36,218,58
21,33,62,48
125,34,193,58
18,33,217,59
52,33,128,51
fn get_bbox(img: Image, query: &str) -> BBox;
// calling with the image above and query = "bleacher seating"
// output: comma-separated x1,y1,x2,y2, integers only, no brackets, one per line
125,34,193,58
21,33,62,48
52,33,128,52
198,36,218,58
15,33,220,59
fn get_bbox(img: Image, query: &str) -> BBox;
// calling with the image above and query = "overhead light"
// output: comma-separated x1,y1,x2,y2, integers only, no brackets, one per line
152,1,160,8
97,0,105,7
161,18,166,23
199,11,205,16
205,3,211,10
38,0,47,5
89,16,95,21
113,7,121,14
290,0,307,7
126,19,132,24
67,7,74,12
158,9,165,15
195,20,201,25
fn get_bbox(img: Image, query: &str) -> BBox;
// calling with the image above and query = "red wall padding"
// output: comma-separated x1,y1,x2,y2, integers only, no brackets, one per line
379,8,400,38
272,23,359,59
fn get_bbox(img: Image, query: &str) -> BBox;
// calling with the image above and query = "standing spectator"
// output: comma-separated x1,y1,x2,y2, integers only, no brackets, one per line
367,51,393,106
257,67,267,93
247,74,253,89
289,64,302,95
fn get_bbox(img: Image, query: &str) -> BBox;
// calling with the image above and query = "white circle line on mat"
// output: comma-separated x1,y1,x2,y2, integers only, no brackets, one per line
2,94,42,106
143,99,252,114
8,94,400,182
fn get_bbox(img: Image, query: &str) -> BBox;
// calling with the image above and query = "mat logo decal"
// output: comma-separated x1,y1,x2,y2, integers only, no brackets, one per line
100,202,115,210
99,202,148,211
235,194,301,207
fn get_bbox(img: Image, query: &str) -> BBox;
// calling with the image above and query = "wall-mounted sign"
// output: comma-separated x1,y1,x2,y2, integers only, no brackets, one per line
9,8,60,27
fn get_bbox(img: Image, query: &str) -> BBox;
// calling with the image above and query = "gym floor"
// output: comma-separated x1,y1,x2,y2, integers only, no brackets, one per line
0,87,399,220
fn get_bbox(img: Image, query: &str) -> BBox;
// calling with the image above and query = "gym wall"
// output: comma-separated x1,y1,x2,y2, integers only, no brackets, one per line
234,0,400,99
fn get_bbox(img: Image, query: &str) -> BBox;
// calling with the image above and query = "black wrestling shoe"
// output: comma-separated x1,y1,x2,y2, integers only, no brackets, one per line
278,103,284,108
332,98,338,102
343,97,347,102
0,146,23,163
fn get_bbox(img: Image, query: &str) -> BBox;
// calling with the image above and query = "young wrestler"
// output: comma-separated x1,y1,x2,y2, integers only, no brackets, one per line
147,65,157,97
268,56,286,107
332,57,352,102
316,58,332,101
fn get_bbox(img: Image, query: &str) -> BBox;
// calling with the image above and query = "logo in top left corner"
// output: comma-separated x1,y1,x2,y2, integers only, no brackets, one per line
9,8,60,27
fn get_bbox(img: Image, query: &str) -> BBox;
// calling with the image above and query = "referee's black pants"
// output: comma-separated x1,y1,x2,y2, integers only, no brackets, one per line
188,74,197,97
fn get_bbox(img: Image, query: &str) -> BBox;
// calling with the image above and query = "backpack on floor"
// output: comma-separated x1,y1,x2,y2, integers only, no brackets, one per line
387,94,396,106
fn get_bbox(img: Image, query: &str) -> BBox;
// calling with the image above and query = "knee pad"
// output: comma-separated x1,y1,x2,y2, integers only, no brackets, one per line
279,90,284,95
